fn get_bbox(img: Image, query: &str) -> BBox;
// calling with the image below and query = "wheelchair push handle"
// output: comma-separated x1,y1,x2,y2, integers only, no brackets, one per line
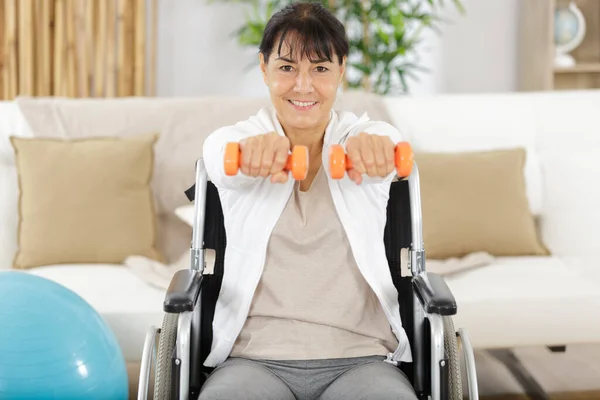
328,142,414,180
224,142,309,181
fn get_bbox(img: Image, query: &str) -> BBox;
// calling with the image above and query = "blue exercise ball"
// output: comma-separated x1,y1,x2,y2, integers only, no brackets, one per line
0,271,128,399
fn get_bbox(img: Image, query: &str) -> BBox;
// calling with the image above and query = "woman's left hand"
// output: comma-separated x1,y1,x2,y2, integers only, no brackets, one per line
345,132,396,184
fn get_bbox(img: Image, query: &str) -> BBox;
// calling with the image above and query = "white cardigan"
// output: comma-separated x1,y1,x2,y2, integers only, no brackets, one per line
202,105,413,367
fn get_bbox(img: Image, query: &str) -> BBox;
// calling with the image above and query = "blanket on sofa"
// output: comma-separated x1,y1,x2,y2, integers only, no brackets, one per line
124,249,217,290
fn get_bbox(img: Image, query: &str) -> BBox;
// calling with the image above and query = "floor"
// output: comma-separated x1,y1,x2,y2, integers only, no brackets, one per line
128,344,600,399
467,344,600,399
482,394,600,400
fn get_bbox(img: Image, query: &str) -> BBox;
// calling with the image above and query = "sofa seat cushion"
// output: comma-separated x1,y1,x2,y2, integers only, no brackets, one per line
444,256,600,349
26,264,165,362
560,256,600,286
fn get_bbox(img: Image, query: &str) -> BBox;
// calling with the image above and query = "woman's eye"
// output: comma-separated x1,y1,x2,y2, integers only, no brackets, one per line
280,65,293,72
316,66,328,72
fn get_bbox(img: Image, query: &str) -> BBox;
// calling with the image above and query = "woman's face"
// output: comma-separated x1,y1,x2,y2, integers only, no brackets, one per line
260,40,346,134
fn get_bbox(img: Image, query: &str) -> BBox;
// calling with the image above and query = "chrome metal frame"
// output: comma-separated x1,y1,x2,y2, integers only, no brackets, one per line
176,311,193,400
408,163,428,396
457,328,480,400
408,163,424,270
412,294,427,395
427,313,445,400
175,158,209,400
190,159,208,273
138,326,159,400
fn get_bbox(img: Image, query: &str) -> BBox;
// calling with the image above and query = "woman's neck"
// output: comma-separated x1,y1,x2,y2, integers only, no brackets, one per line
281,119,329,159
287,129,323,154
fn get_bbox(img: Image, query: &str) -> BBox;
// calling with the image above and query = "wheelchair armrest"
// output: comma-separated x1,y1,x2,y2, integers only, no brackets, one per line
413,272,457,316
163,269,204,313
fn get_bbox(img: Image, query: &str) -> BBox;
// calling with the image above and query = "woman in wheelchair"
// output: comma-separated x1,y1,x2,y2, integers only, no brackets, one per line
199,2,418,399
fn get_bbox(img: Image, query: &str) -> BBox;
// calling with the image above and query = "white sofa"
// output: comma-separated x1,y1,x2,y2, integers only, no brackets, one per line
1,89,599,395
384,90,600,349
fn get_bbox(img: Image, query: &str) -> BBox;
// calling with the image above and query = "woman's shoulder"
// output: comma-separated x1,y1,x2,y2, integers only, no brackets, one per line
208,106,278,139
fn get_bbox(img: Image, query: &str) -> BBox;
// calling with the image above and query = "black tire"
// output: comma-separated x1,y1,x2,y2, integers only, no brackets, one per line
153,312,179,400
443,316,463,400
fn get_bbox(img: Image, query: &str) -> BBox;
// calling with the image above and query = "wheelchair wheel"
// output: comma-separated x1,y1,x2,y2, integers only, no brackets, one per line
443,316,463,400
153,312,178,400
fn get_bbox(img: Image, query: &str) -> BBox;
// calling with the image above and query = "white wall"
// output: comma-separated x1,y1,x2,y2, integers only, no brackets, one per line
156,0,267,97
155,0,520,97
433,0,520,94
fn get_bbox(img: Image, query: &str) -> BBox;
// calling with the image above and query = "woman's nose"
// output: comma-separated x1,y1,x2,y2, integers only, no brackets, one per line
294,71,314,94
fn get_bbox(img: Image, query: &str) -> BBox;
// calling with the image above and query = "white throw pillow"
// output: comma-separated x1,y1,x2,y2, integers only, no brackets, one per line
0,102,34,269
0,102,34,165
539,150,600,257
0,165,19,269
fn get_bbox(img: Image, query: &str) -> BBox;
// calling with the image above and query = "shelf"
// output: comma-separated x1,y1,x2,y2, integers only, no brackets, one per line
554,63,600,74
519,0,600,90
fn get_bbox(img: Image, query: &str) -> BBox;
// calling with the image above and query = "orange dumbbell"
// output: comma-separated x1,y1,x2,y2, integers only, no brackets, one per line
224,142,309,181
329,142,414,180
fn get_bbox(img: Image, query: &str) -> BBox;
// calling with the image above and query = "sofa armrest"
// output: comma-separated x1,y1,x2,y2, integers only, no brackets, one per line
163,269,203,313
413,272,457,316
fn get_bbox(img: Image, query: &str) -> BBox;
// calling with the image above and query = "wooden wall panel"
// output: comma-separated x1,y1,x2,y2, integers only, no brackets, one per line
0,0,157,100
0,1,5,98
4,0,18,99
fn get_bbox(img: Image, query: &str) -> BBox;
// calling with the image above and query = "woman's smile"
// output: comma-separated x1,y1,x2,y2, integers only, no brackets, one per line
288,99,318,111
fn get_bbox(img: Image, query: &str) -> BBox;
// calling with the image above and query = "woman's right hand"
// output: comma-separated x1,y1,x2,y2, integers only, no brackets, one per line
239,132,291,184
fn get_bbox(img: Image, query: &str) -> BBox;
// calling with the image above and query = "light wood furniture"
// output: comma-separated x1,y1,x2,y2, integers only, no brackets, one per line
519,0,600,91
0,0,158,100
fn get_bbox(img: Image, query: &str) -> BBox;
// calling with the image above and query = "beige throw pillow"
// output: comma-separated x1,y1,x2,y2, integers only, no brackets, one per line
416,148,549,259
10,133,164,269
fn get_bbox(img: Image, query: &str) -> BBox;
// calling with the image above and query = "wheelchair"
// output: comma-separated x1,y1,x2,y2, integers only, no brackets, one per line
137,154,480,400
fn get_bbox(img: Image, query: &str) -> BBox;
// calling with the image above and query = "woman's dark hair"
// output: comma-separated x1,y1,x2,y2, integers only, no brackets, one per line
259,2,349,65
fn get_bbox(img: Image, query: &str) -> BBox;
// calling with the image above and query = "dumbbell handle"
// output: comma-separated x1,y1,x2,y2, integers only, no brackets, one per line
224,142,309,181
329,142,413,179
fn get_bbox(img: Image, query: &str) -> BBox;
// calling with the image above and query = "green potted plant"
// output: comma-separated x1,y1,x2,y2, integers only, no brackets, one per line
211,0,464,95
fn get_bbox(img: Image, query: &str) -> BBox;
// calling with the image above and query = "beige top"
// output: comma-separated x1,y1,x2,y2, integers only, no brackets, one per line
230,167,399,360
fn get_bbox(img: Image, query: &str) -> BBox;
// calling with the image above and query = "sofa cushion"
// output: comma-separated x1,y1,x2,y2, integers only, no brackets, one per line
381,94,543,216
538,150,600,258
445,256,600,349
26,264,165,361
0,165,20,270
416,148,549,259
15,93,394,263
0,102,33,270
14,96,271,263
10,133,163,268
0,102,33,165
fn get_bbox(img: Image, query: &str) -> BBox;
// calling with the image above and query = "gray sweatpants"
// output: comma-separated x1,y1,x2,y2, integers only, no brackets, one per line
197,355,418,400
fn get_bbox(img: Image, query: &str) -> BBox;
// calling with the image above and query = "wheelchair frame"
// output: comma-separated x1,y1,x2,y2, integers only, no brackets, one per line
138,158,480,400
